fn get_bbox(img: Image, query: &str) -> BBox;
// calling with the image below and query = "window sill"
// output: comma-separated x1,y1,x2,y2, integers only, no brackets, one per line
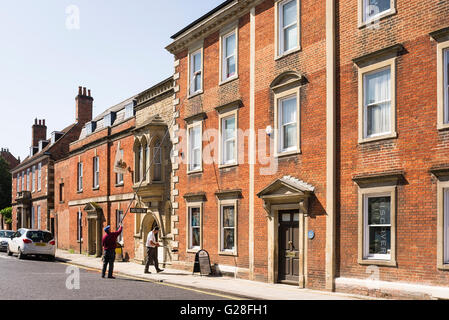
358,132,397,144
358,9,397,29
187,169,203,175
218,251,237,257
218,163,238,170
188,91,203,99
77,240,83,244
92,187,100,191
275,149,301,158
275,47,301,61
358,258,397,267
115,183,124,188
437,123,449,131
77,190,83,194
187,248,201,254
437,263,449,271
219,76,238,86
59,201,65,204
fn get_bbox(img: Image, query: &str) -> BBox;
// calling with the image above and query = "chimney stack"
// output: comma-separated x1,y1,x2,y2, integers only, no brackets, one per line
32,119,47,148
75,86,93,125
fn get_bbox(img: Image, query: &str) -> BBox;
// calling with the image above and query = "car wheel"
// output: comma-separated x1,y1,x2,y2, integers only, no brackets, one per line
47,255,55,262
17,248,25,260
6,246,12,256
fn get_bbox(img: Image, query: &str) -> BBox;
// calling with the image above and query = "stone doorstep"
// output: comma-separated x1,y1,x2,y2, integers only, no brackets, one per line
55,250,371,300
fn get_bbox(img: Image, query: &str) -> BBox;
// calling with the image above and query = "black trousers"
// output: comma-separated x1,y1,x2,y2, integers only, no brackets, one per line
144,247,160,272
102,249,116,277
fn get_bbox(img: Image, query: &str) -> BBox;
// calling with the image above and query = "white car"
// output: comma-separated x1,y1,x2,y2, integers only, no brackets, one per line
0,230,15,251
7,228,56,261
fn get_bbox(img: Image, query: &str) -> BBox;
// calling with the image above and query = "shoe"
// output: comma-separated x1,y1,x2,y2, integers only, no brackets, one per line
144,270,151,274
101,275,105,278
108,276,116,279
156,269,164,273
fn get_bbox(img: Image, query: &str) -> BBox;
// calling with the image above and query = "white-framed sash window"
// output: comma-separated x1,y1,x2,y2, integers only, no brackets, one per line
189,49,203,96
220,204,236,252
279,95,298,153
26,169,30,191
31,207,35,229
221,115,237,165
444,188,449,264
277,0,299,56
444,48,449,124
189,207,201,250
188,123,202,172
37,163,42,191
77,209,82,241
221,29,237,82
362,0,393,23
77,162,83,192
93,156,99,188
37,206,41,230
363,67,391,138
32,166,36,193
363,193,392,260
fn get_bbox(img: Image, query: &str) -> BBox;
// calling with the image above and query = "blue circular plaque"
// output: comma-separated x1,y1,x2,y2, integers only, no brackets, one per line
308,230,315,240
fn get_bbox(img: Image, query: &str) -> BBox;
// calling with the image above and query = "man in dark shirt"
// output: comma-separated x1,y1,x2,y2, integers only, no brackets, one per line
101,224,123,279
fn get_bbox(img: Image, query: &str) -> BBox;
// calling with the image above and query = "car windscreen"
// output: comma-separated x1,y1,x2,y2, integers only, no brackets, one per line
0,231,14,238
26,231,53,243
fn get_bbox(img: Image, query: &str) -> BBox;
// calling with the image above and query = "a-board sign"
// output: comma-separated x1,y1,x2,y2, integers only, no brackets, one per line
192,249,212,276
130,208,147,214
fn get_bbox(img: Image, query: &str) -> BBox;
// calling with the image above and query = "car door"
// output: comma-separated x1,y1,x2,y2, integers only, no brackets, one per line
12,230,22,252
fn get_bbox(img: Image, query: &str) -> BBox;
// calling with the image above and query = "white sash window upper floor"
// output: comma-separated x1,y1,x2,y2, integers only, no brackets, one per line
220,25,238,84
276,0,300,58
188,123,202,173
359,0,396,27
188,46,203,97
444,48,449,124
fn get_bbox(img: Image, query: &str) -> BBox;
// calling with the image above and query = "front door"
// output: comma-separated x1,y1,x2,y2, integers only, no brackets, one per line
278,210,300,284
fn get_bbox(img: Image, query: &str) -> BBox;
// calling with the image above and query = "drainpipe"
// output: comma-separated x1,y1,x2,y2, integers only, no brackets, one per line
325,0,336,291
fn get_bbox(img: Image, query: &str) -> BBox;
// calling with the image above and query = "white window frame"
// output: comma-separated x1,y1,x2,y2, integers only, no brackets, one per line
219,110,238,167
437,41,449,130
21,171,24,192
32,166,36,193
219,24,239,84
445,188,449,264
275,0,300,59
218,200,238,255
358,58,397,143
31,206,35,229
17,173,20,193
77,162,83,192
188,45,203,97
116,149,124,186
187,122,203,173
274,86,301,156
116,210,124,243
37,163,42,191
93,156,99,189
359,0,396,27
77,209,82,241
187,204,202,252
437,180,449,270
37,205,41,230
358,185,397,266
26,168,30,191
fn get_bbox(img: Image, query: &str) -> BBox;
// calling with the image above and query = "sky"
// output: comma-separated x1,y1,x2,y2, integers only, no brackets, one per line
0,0,225,161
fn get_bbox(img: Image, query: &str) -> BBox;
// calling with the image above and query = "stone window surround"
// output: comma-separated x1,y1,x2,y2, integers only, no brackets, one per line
216,190,241,256
274,0,301,60
187,41,204,98
186,120,203,174
186,201,204,254
436,39,449,131
219,22,239,85
217,105,239,168
357,57,397,144
357,185,397,267
358,0,396,29
274,86,301,157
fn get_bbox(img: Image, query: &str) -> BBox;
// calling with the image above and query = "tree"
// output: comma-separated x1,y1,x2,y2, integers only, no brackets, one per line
0,207,12,228
0,156,12,211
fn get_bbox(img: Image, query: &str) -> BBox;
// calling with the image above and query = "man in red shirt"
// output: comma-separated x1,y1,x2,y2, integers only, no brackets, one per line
102,224,123,279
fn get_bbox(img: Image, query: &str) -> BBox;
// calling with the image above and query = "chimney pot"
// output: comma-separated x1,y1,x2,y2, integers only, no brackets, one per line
83,87,87,96
43,119,46,126
78,86,82,95
35,118,38,125
88,89,91,97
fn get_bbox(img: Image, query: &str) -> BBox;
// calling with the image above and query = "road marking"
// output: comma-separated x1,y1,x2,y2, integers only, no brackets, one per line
58,261,243,300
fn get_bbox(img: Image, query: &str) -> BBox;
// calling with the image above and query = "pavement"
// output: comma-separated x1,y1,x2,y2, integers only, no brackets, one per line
55,249,374,300
0,252,227,300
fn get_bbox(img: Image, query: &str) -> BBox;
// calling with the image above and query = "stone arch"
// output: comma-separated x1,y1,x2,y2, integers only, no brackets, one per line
270,71,306,92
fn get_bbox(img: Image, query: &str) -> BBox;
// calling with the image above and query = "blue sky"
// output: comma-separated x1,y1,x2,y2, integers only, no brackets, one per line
0,0,224,160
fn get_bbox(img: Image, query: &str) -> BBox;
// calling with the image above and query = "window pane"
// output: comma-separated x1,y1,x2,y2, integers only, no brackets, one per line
191,208,200,227
367,102,391,136
283,123,297,149
223,229,235,250
227,56,236,78
225,33,236,57
224,117,236,139
365,69,390,105
282,213,290,222
193,53,201,72
192,228,200,247
366,0,391,20
369,226,391,255
223,206,235,227
282,0,297,27
365,69,391,136
191,126,201,148
284,25,297,51
225,140,235,162
281,97,297,124
368,196,391,225
445,49,449,123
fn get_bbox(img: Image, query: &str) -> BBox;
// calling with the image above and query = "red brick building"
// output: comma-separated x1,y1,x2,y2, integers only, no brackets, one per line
166,0,449,298
55,77,174,262
11,87,94,235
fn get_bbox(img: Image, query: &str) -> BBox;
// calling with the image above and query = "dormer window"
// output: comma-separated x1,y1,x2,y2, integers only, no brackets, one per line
38,140,49,152
104,112,116,127
85,121,96,135
125,103,134,119
51,132,64,144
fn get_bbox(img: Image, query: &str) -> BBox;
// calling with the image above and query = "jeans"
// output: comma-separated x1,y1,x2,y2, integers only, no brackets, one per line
102,249,116,278
144,247,160,272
